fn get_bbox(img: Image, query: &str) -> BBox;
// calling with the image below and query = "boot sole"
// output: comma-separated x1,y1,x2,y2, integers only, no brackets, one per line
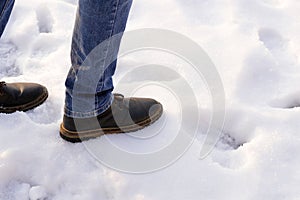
59,105,163,143
0,87,48,113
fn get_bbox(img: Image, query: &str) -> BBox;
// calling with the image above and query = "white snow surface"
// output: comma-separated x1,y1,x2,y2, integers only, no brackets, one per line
1,0,300,199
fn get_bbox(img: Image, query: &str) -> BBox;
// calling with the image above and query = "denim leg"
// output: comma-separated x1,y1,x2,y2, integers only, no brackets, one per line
0,0,15,38
65,0,132,118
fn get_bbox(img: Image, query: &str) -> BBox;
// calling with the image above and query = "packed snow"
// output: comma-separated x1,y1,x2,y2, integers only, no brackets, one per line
1,0,300,199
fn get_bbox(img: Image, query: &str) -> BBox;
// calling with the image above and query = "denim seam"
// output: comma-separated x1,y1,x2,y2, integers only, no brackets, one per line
100,0,119,92
93,0,118,105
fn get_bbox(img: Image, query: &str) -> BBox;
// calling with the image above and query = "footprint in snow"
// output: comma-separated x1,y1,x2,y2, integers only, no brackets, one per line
212,132,248,169
258,27,286,53
0,42,21,79
35,4,54,34
269,91,300,109
216,133,243,151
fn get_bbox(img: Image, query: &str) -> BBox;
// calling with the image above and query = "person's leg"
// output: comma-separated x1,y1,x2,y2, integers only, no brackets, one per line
0,0,15,38
61,0,163,142
64,0,133,118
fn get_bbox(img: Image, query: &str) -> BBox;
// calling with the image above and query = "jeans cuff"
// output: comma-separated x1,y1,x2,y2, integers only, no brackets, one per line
64,94,113,118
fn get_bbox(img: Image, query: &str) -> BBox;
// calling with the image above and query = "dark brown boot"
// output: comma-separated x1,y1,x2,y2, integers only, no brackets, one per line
60,94,163,143
0,81,48,113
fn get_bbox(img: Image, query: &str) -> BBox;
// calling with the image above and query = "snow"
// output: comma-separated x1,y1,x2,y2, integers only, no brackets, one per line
1,0,300,199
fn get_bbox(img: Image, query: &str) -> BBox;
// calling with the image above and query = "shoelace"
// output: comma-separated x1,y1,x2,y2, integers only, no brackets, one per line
0,81,6,96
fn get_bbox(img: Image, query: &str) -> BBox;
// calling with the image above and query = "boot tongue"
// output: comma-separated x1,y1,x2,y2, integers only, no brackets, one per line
113,93,130,109
114,93,124,99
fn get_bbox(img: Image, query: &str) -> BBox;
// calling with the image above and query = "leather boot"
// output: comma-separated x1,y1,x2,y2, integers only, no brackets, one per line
60,94,163,142
0,81,48,113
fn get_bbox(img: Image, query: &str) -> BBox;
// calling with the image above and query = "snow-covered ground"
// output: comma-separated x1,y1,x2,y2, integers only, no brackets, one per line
1,0,300,199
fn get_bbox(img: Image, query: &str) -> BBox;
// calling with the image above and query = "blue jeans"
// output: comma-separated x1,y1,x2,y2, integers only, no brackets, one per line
0,0,14,38
65,0,132,118
0,0,132,118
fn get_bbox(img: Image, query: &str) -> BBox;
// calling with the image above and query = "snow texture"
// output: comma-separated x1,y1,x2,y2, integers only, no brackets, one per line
1,0,300,199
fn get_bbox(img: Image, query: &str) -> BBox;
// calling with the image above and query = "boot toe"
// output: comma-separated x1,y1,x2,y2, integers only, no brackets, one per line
0,82,48,113
21,83,47,103
129,97,163,123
